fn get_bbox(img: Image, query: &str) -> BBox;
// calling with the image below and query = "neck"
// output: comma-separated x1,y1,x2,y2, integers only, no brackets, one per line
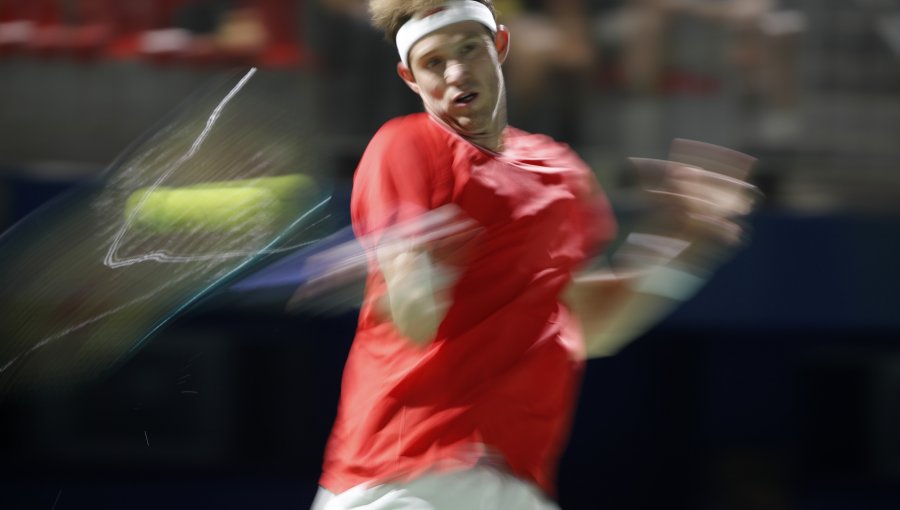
466,115,507,153
456,87,509,153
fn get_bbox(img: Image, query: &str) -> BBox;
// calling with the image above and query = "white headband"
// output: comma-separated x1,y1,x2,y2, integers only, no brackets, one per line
396,0,497,67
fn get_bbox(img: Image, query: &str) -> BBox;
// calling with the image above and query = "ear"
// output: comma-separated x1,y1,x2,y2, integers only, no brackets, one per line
494,25,510,64
397,61,420,94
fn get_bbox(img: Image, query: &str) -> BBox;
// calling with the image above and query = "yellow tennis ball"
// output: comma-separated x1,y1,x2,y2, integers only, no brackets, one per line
124,174,321,233
186,174,318,203
125,187,278,233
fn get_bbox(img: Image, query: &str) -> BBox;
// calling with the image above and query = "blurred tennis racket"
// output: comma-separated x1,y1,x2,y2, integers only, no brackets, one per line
0,68,334,395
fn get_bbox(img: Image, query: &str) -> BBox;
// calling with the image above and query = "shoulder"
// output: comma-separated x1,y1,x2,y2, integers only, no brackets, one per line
357,114,458,185
505,127,586,165
506,128,618,247
366,113,449,155
505,127,595,189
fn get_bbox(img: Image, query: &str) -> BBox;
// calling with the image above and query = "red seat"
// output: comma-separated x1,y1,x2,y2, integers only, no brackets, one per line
0,0,315,68
253,0,314,69
25,0,67,57
65,0,114,60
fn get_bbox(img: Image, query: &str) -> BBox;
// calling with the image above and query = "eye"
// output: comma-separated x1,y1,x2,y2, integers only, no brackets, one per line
425,56,443,69
460,43,478,55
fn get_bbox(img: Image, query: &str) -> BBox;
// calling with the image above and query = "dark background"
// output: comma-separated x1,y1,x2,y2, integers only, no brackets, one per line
2,1,900,509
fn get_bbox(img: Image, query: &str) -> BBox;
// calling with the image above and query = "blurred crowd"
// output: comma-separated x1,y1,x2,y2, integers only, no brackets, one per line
3,1,900,213
0,0,805,123
312,0,805,145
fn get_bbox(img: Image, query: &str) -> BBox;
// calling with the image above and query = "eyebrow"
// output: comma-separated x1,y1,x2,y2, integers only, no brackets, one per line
415,32,485,62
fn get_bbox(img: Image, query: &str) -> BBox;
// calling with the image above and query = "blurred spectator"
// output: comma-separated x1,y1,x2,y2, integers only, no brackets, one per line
311,0,421,139
620,0,805,146
500,0,599,146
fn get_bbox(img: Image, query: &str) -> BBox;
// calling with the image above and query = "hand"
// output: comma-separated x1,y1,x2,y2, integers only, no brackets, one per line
630,139,761,248
646,161,761,246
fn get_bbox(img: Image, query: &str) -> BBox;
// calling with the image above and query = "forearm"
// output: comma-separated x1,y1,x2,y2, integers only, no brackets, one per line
369,205,478,345
567,271,679,358
568,230,736,359
377,247,454,345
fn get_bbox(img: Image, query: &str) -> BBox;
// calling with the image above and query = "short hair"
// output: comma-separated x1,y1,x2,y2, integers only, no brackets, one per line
369,0,497,42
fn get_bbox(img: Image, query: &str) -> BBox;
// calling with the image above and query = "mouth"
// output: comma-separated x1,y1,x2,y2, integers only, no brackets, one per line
453,92,478,106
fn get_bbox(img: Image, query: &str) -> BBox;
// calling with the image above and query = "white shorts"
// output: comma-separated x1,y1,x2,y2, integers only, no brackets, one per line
310,465,561,510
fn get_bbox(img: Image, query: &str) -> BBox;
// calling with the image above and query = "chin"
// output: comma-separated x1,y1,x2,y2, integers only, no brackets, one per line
448,119,474,134
454,117,487,132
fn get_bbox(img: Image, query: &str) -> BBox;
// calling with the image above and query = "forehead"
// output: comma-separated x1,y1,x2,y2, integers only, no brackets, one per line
408,21,491,60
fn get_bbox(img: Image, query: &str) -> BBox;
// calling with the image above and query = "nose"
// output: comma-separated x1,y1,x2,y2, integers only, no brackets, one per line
444,61,468,85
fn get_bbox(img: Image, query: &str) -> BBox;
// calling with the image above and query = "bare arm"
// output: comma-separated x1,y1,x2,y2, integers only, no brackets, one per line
376,244,453,345
566,235,726,358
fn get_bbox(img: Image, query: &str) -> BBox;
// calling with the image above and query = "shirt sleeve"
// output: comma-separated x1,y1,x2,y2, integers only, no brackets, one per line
350,117,437,247
581,175,618,259
562,152,618,262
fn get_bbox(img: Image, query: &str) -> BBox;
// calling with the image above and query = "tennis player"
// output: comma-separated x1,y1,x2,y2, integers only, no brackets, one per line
311,1,758,508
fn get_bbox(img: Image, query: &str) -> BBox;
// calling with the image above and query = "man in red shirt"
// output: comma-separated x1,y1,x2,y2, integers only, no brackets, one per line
311,1,758,508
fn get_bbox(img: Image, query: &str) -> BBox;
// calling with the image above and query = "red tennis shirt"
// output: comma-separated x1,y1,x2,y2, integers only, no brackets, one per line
319,113,616,496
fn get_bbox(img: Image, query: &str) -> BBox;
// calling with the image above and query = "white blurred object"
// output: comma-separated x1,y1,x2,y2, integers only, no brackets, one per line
311,463,560,510
0,21,33,45
760,10,807,36
140,28,193,54
758,108,803,147
877,14,900,59
217,7,269,54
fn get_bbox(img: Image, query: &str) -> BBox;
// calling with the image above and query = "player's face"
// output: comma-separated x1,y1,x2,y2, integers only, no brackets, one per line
399,22,510,149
